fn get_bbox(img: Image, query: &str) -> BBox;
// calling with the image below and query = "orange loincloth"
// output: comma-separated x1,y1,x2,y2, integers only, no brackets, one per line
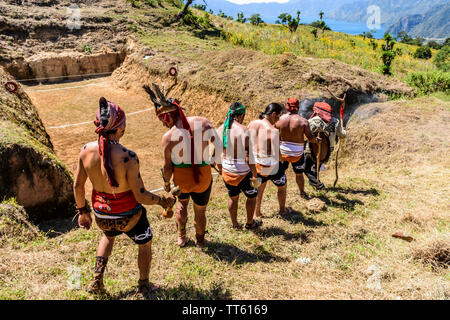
173,165,212,194
281,154,302,163
222,170,247,186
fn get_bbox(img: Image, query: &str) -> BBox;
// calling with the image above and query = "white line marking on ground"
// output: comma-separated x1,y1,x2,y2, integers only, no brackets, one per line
47,108,154,129
18,72,112,82
25,82,106,92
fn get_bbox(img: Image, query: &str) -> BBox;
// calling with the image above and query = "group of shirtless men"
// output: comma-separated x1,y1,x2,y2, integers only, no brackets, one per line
73,93,333,296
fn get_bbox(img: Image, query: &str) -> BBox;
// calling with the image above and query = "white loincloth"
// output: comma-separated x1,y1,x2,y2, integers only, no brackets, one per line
280,141,304,157
222,158,250,176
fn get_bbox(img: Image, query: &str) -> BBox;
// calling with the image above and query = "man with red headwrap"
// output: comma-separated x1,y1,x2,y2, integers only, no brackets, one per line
275,98,319,200
156,98,219,248
73,97,175,296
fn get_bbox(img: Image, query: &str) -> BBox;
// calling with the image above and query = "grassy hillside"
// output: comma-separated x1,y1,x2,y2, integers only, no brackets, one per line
219,20,437,81
111,1,444,88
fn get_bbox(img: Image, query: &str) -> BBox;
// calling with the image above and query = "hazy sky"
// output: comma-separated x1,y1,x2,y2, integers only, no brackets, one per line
227,0,290,4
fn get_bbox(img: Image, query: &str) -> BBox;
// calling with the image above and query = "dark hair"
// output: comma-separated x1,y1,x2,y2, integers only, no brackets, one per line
230,102,244,120
259,103,282,119
99,97,117,134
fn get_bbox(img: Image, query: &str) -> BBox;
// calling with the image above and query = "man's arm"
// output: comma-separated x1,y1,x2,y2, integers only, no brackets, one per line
73,150,92,230
73,152,88,209
214,124,224,174
126,154,172,207
244,129,258,178
162,133,173,191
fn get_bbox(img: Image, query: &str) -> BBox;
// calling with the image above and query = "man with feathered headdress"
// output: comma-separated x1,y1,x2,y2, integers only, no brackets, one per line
144,84,220,248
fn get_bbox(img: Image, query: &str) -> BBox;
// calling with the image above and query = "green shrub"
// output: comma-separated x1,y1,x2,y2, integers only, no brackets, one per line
198,12,213,28
414,46,432,60
380,33,397,76
236,12,246,23
310,20,331,31
180,8,199,26
406,71,450,95
249,14,263,26
193,4,206,11
433,45,449,72
82,44,91,53
126,0,141,8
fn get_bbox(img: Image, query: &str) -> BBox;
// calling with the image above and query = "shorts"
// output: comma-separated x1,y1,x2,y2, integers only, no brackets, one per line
178,179,213,206
103,207,153,245
224,172,258,198
258,162,287,187
281,155,305,174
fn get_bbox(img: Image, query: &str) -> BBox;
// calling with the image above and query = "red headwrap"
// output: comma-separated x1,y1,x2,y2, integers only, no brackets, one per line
286,98,299,113
93,98,126,188
158,101,200,183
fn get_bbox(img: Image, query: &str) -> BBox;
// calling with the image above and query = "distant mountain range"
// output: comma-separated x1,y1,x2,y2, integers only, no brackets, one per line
199,0,449,39
200,0,355,22
328,0,448,25
385,3,450,39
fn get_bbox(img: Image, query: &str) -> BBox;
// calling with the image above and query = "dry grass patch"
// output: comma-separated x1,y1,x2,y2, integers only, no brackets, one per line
414,237,450,271
4,79,446,300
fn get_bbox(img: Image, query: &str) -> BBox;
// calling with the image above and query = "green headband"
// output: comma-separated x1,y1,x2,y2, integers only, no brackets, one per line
223,104,246,149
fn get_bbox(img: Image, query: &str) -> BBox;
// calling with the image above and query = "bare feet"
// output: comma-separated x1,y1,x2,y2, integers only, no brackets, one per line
300,193,309,200
137,279,160,298
245,219,263,230
279,207,293,215
177,235,188,247
195,234,209,248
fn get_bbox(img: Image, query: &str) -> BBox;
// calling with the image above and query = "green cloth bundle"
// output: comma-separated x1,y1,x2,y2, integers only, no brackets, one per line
223,103,246,148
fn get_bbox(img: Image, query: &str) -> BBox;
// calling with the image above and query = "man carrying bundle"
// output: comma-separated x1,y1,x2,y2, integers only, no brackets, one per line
73,97,175,296
144,84,219,248
303,101,347,190
276,98,319,199
248,103,288,218
217,102,262,230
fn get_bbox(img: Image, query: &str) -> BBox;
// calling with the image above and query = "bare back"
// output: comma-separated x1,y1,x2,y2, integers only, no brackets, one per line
162,116,218,168
276,113,313,143
80,141,137,194
218,121,248,160
248,118,279,156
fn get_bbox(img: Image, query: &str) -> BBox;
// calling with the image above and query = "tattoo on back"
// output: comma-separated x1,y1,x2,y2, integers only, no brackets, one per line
124,157,129,163
122,148,127,152
140,188,145,194
128,151,136,158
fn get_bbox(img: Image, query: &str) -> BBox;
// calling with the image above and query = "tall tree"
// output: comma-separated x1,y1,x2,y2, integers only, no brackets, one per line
380,33,397,76
176,0,194,21
319,11,324,20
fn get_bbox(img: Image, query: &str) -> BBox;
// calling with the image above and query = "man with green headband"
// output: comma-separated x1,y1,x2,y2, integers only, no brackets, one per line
217,102,262,230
